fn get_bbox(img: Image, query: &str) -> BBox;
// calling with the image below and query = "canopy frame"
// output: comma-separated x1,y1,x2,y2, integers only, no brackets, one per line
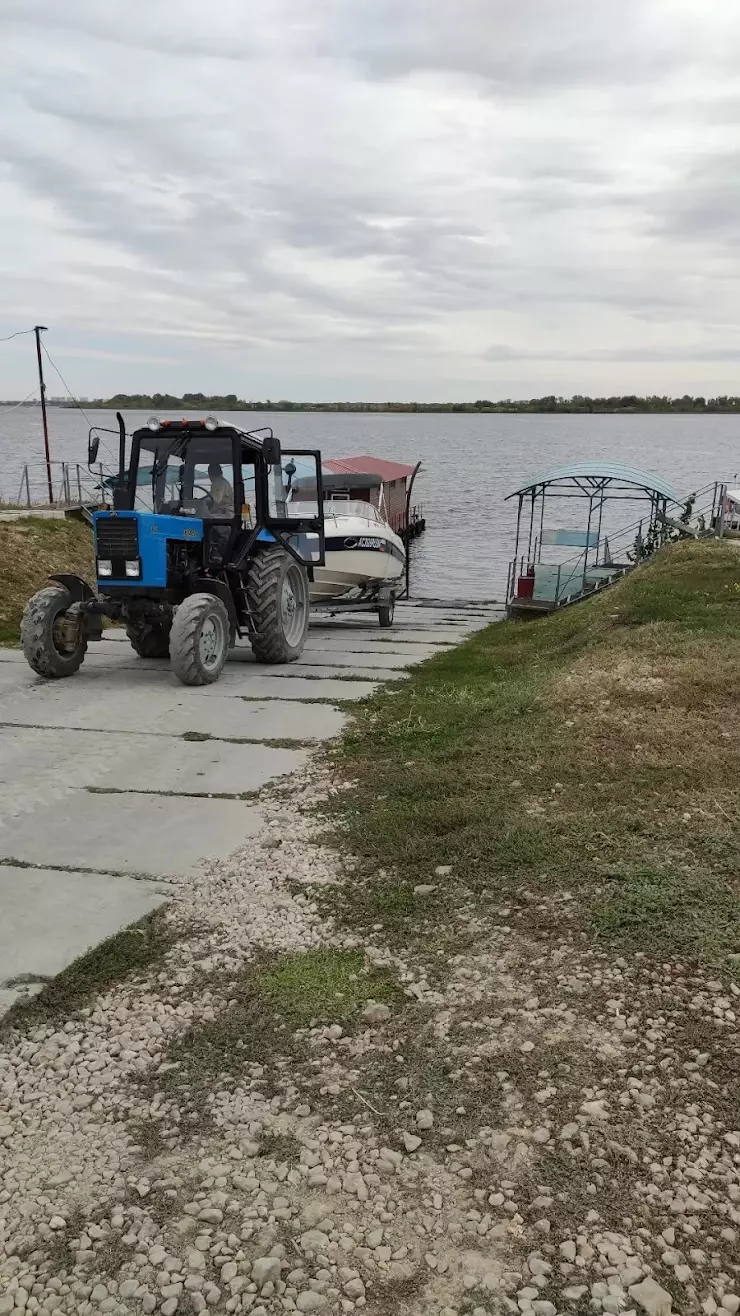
506,462,679,609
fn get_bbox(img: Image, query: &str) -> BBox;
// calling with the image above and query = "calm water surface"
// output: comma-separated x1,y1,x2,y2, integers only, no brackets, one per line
1,407,738,599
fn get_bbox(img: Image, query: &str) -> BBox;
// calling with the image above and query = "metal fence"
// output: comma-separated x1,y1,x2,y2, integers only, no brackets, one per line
387,502,425,536
0,461,106,509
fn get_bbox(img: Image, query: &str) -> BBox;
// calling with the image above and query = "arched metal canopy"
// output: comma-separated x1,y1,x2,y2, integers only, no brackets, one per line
507,461,680,504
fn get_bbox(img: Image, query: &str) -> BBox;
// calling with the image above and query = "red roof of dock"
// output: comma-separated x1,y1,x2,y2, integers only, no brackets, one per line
324,456,417,482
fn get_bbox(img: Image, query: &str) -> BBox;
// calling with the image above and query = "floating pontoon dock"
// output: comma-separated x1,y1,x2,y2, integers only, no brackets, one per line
505,461,681,617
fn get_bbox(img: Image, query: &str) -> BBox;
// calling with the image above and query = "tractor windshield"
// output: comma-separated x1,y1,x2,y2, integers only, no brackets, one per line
127,439,178,513
134,434,241,519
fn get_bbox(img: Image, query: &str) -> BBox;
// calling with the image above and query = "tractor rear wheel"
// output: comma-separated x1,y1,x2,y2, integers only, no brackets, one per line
170,593,230,686
21,585,88,678
126,619,171,659
246,547,309,663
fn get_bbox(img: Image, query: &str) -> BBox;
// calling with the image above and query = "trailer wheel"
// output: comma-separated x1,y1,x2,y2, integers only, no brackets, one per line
170,593,230,686
21,585,88,678
246,547,309,663
378,599,395,628
125,619,171,659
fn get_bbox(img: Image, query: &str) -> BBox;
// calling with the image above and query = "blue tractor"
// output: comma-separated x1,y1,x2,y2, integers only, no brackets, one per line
21,415,325,685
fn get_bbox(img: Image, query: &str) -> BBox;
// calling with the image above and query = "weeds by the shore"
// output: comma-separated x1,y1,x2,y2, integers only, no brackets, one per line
327,539,740,971
0,909,180,1036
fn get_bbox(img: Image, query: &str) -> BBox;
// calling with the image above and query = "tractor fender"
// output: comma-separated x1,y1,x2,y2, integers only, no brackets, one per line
190,578,238,642
49,573,95,603
48,574,103,640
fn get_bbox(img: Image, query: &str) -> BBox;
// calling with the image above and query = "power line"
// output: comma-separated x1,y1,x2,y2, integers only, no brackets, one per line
41,342,99,431
0,328,36,344
41,342,120,468
0,387,39,413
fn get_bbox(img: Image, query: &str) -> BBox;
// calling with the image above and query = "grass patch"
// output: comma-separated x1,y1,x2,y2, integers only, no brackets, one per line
325,540,740,967
86,785,261,801
366,1270,425,1314
152,949,403,1120
128,1121,170,1162
0,515,94,646
258,1130,301,1162
594,866,740,958
460,1291,498,1315
257,948,400,1026
40,1207,130,1279
180,730,310,749
38,1207,88,1276
0,909,180,1036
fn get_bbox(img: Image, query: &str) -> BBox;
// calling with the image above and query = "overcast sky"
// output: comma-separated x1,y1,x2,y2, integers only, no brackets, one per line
2,0,740,401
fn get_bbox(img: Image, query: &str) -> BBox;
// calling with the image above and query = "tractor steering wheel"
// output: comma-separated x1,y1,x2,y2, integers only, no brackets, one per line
192,484,214,507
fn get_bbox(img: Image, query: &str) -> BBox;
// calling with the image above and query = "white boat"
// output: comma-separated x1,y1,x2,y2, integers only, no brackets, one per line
287,470,406,606
311,499,406,603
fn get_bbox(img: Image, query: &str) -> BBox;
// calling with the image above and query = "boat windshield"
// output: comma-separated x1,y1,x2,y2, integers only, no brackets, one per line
287,497,385,524
324,500,384,523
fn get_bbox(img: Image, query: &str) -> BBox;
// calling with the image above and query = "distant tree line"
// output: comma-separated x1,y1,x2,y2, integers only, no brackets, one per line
49,391,740,414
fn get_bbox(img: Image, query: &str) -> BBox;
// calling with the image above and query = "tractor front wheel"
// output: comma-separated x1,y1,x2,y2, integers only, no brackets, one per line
126,619,171,659
246,547,309,663
170,593,230,686
21,585,88,678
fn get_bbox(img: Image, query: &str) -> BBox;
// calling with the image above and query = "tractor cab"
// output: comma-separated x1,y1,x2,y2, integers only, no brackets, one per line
21,417,326,686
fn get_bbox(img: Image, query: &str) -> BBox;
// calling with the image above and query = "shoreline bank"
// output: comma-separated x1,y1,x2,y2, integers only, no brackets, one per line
1,542,739,1316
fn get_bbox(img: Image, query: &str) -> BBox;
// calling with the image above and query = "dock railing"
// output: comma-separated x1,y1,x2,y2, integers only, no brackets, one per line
388,502,425,538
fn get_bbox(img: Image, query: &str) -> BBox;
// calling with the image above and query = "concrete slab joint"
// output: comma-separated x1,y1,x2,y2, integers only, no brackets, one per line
0,601,493,1012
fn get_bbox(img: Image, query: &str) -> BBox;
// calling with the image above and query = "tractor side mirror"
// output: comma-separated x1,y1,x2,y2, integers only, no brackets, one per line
263,435,282,466
88,431,100,466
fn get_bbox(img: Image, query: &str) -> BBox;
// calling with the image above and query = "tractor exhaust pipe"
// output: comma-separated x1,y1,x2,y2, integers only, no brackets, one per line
116,411,126,484
112,411,128,510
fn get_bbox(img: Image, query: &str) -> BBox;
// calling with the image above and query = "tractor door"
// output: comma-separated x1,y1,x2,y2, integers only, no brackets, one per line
181,433,242,568
265,450,325,571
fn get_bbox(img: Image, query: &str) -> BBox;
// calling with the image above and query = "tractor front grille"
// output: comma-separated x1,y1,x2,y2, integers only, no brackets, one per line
96,517,139,559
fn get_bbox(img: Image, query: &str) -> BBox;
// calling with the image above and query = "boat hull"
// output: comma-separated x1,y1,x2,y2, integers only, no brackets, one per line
310,520,405,604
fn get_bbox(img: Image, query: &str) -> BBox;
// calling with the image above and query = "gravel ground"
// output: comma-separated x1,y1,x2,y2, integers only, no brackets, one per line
1,768,739,1316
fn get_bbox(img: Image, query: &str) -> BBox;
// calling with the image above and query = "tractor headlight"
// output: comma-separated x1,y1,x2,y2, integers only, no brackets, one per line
125,560,140,578
147,416,161,432
204,415,218,431
97,559,113,577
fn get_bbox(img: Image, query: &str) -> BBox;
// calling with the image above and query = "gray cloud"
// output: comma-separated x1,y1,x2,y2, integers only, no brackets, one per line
1,0,740,399
647,148,740,247
332,0,684,91
484,344,740,363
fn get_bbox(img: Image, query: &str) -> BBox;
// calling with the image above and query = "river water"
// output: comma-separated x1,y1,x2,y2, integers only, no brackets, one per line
1,406,738,600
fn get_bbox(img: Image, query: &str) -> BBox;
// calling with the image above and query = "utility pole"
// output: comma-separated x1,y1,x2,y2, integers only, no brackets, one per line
34,325,53,503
